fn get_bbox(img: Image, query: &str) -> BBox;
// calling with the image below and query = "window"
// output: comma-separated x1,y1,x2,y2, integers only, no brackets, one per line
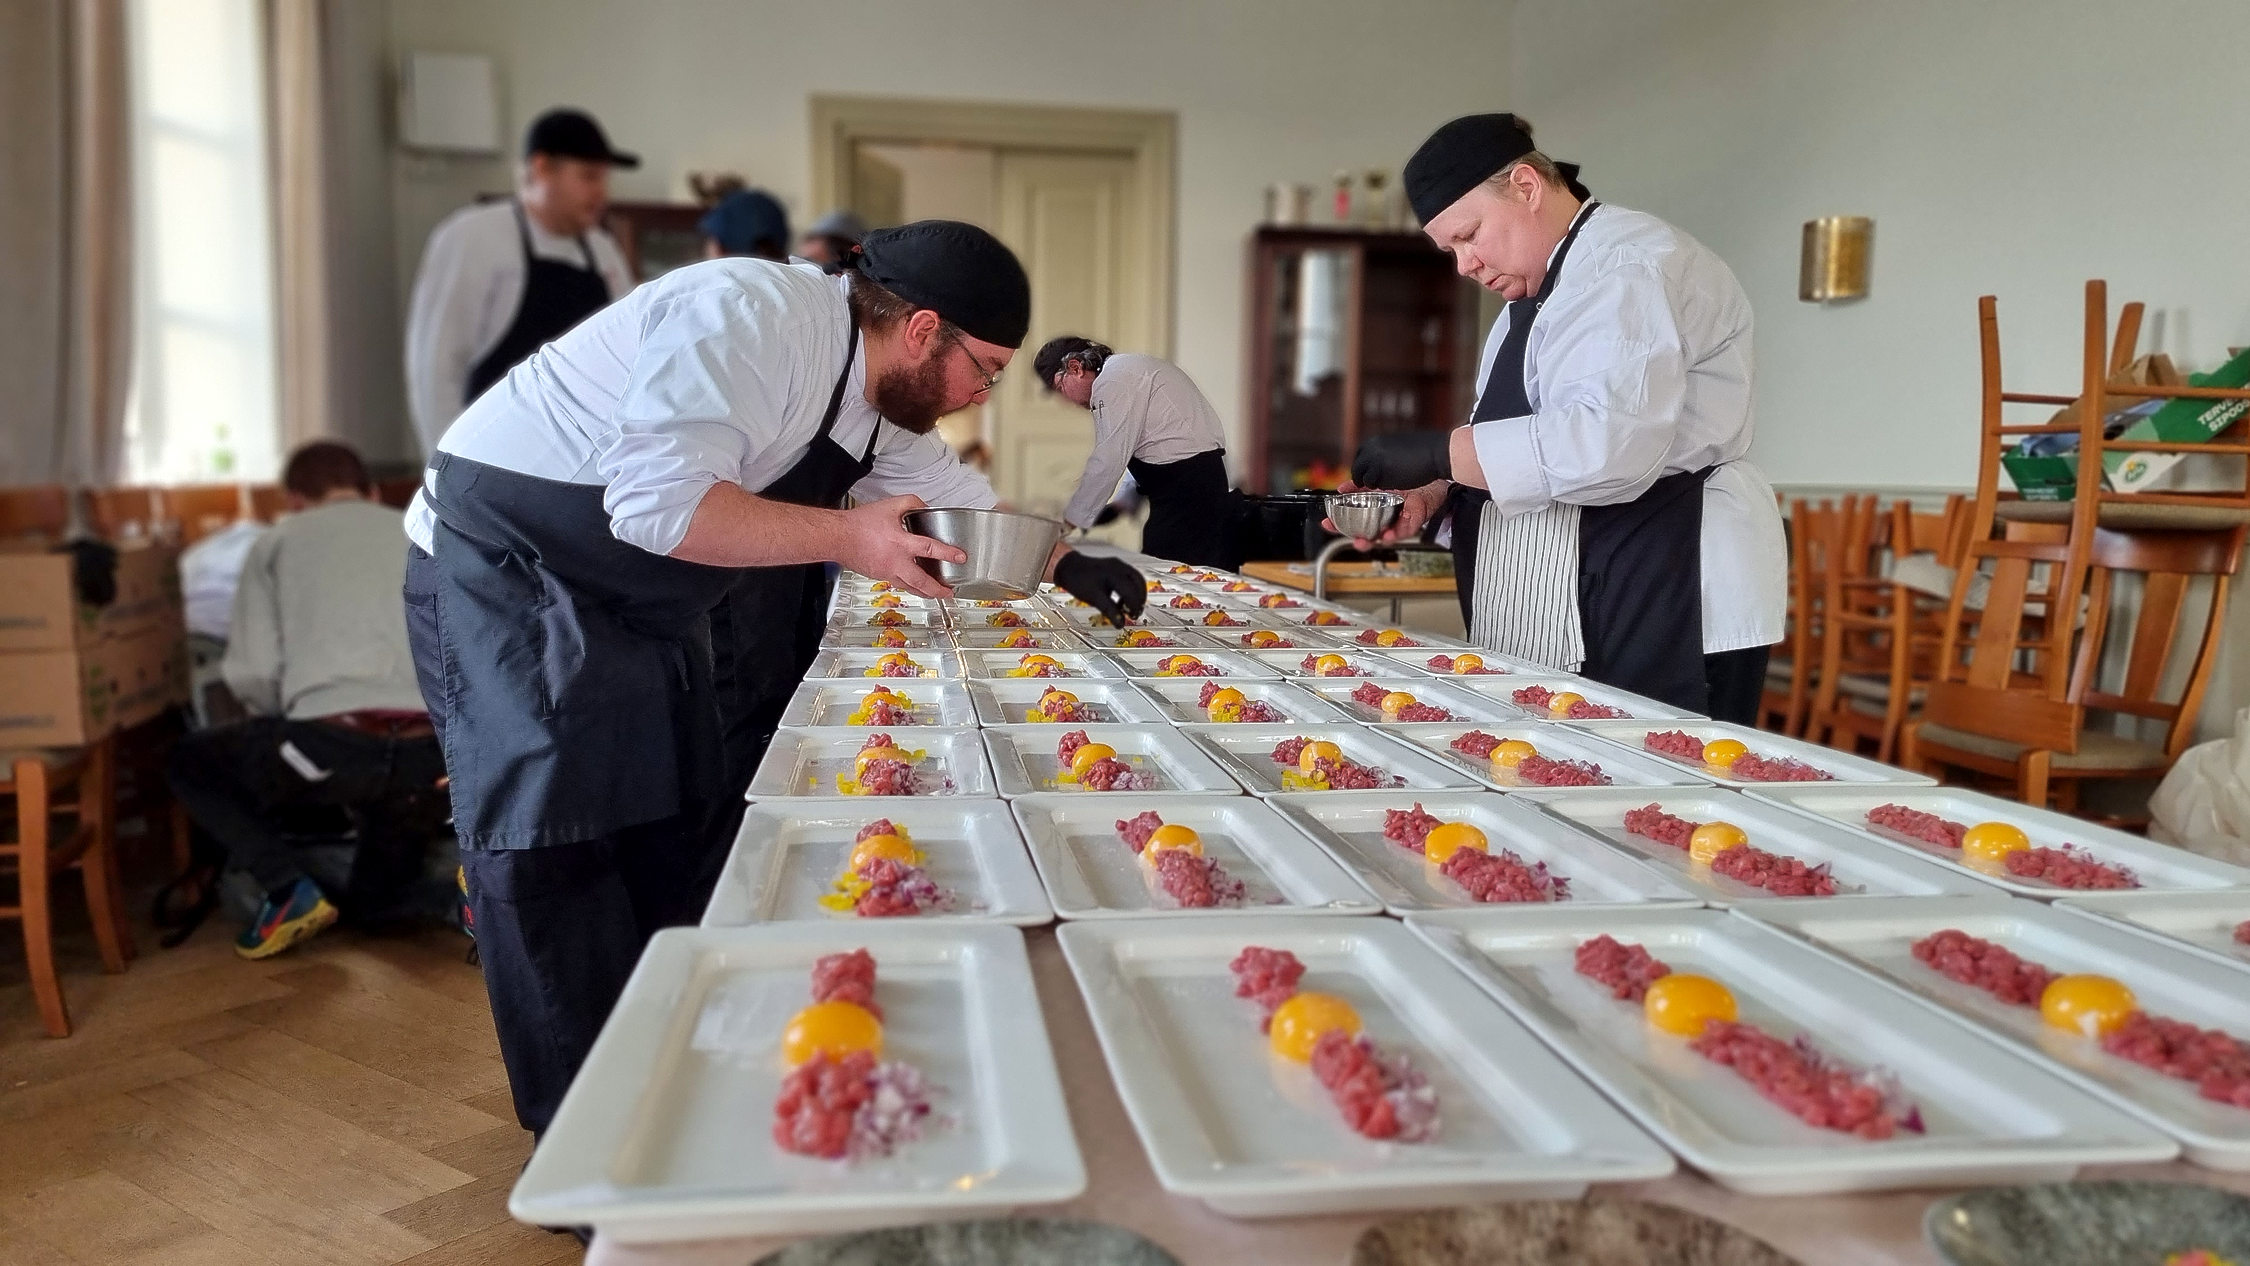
122,0,278,482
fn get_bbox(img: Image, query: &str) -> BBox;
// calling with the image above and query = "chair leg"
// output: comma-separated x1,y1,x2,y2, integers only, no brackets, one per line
2053,777,2082,816
14,758,72,1038
2018,749,2053,809
80,739,130,973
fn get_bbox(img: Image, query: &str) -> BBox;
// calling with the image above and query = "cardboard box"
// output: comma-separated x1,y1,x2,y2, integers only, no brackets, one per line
0,540,183,653
0,620,187,747
2105,345,2250,494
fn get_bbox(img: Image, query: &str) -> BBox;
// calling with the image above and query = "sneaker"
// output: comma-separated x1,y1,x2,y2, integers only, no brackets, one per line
235,877,338,959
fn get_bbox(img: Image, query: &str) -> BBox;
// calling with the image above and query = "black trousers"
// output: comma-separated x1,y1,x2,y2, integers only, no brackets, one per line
1703,645,1772,726
458,818,715,1137
167,717,446,917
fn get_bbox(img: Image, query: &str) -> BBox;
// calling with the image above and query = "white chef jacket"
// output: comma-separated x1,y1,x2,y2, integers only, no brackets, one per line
1061,353,1228,529
403,199,636,456
1464,203,1786,654
404,260,997,556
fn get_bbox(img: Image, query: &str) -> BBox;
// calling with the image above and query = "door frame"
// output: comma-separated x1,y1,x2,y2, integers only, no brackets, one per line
808,94,1177,355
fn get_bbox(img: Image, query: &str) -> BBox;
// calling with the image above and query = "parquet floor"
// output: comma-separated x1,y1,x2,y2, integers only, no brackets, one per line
0,868,577,1266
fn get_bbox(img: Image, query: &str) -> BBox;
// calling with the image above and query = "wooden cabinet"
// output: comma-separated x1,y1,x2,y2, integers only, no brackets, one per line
604,201,707,282
1243,228,1483,494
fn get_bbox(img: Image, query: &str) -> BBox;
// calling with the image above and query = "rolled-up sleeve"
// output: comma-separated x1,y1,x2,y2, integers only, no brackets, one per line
856,428,998,510
595,291,788,555
1471,261,1688,518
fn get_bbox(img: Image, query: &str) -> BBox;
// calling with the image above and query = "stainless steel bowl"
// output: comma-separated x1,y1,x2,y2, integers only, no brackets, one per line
1326,490,1404,539
903,507,1066,600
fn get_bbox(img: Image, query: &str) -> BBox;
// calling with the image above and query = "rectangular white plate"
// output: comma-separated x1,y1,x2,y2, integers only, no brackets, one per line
1167,610,1289,635
967,678,1168,726
513,922,1084,1242
1262,608,1380,634
1052,604,1187,630
1101,648,1280,679
948,607,1069,632
821,627,948,650
1132,677,1353,726
1748,784,2250,900
1271,789,1700,914
957,650,1126,681
2056,893,2250,970
1513,787,1993,905
1240,647,1431,681
831,607,949,631
1012,794,1380,918
1377,722,1714,794
1450,675,1697,722
705,799,1051,927
1291,676,1518,725
1074,626,1229,653
749,727,995,799
1057,916,1675,1215
804,649,962,681
947,626,1090,650
1200,625,1351,651
1356,647,1533,677
1181,723,1483,797
778,681,978,729
1405,904,2173,1193
1750,895,2250,1169
1317,627,1479,653
983,724,1246,798
1567,719,1938,787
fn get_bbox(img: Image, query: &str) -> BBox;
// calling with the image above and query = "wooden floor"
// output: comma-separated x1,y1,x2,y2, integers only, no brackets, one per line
0,868,577,1265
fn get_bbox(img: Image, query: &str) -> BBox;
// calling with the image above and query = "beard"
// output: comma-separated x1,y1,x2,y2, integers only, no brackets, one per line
869,350,956,435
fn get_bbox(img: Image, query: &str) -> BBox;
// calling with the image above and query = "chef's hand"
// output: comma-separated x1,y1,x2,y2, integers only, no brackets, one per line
840,496,964,598
1053,551,1146,626
1350,431,1454,491
1321,478,1451,550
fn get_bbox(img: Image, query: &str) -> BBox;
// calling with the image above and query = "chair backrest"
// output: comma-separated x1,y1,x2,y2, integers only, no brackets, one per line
0,485,70,540
87,487,161,539
247,485,286,523
2067,525,2247,758
1891,495,1968,563
159,484,253,545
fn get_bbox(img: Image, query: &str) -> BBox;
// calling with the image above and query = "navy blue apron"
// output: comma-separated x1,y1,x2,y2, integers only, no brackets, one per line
1128,448,1240,569
462,201,613,405
1446,202,1713,713
414,315,864,849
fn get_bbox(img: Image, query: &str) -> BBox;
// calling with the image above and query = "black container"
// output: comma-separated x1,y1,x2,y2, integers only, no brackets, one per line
1232,492,1332,562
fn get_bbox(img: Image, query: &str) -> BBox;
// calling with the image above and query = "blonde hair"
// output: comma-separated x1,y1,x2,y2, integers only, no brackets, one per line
1482,150,1569,200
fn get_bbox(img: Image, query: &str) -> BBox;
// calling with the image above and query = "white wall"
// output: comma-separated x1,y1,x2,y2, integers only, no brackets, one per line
374,0,1514,467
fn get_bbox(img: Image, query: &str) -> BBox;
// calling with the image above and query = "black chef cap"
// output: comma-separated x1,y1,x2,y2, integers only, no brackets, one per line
1404,112,1539,224
849,220,1032,349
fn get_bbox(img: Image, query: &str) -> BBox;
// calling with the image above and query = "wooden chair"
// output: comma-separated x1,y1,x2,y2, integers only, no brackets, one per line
2,739,132,1037
86,487,162,539
246,484,287,522
0,485,70,540
158,484,254,545
1759,499,1844,735
1904,525,2245,811
374,476,421,510
1809,495,1969,763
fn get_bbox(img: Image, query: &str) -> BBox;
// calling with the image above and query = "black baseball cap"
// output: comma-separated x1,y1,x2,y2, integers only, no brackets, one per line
524,108,639,169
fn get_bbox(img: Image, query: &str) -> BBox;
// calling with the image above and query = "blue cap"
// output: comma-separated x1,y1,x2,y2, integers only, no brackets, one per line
698,189,791,257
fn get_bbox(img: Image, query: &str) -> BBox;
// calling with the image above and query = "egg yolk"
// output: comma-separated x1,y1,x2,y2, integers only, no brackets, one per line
873,629,907,646
781,1000,883,1066
1159,655,1203,674
872,594,903,608
1144,823,1203,857
1379,691,1418,718
1422,821,1489,864
1961,821,2031,865
1247,629,1282,646
2040,974,2137,1038
1491,739,1539,769
1450,653,1484,674
1546,691,1587,717
1268,991,1362,1062
1037,687,1079,708
1203,611,1233,626
1643,973,1738,1037
1701,738,1749,769
1374,629,1407,647
1019,654,1059,669
847,831,921,871
1311,654,1348,675
1120,629,1158,646
1296,740,1343,774
1204,687,1247,721
999,629,1036,647
1688,821,1749,865
875,652,911,668
1068,743,1119,780
853,743,917,777
863,685,895,699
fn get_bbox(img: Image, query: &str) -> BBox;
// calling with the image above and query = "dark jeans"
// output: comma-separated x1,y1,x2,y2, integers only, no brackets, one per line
458,818,714,1137
167,717,447,917
1704,644,1773,726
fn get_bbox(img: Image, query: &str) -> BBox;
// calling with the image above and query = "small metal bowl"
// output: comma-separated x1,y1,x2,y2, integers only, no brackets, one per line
904,507,1066,600
1327,490,1404,539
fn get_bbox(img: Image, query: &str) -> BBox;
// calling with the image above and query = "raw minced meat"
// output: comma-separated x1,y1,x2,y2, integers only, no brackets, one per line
1229,946,1305,1029
1396,702,1453,722
2004,844,2139,890
1235,701,1287,723
1909,929,2057,1007
1151,848,1246,907
853,697,915,726
874,660,923,678
1440,847,1571,903
1310,1029,1440,1142
1353,629,1421,647
1259,594,1303,608
1270,737,1312,766
1350,682,1390,708
1238,631,1291,646
1450,730,1505,759
986,611,1026,627
1080,757,1157,791
850,856,951,917
854,759,919,796
853,820,902,843
1864,803,1966,848
1203,612,1249,627
1426,654,1502,674
1115,811,1164,853
1643,730,1706,761
1573,933,1672,1001
1056,730,1093,763
1014,661,1065,678
1299,654,1368,677
2237,920,2250,945
1383,804,1443,852
1729,752,1835,782
1168,594,1207,608
1508,683,1629,719
1515,754,1610,787
1161,660,1226,677
1622,804,1696,849
1710,845,1839,897
1300,756,1400,790
810,949,880,1019
773,1050,874,1159
1689,1020,1922,1139
2101,1012,2250,1108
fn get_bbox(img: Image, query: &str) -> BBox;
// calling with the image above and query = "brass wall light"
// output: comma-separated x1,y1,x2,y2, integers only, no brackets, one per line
1800,216,1873,302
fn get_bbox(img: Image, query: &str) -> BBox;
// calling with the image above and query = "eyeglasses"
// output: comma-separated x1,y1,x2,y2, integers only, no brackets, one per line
944,327,1003,393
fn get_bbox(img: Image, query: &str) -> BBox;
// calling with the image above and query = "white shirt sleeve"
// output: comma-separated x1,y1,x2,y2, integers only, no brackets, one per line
1469,261,1689,517
855,428,999,511
596,290,791,556
1063,370,1152,528
405,213,513,457
219,529,283,717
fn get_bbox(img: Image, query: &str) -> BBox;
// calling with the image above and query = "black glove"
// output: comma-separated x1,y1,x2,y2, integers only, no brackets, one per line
1053,551,1146,627
1350,432,1453,491
58,537,119,607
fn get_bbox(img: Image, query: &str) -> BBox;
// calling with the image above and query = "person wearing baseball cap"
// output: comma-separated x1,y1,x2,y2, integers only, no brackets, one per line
1342,112,1785,722
404,108,641,457
399,220,1143,1142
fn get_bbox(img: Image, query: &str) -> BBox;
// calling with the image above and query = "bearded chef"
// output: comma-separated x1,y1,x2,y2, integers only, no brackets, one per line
401,220,1145,1138
1346,113,1785,722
